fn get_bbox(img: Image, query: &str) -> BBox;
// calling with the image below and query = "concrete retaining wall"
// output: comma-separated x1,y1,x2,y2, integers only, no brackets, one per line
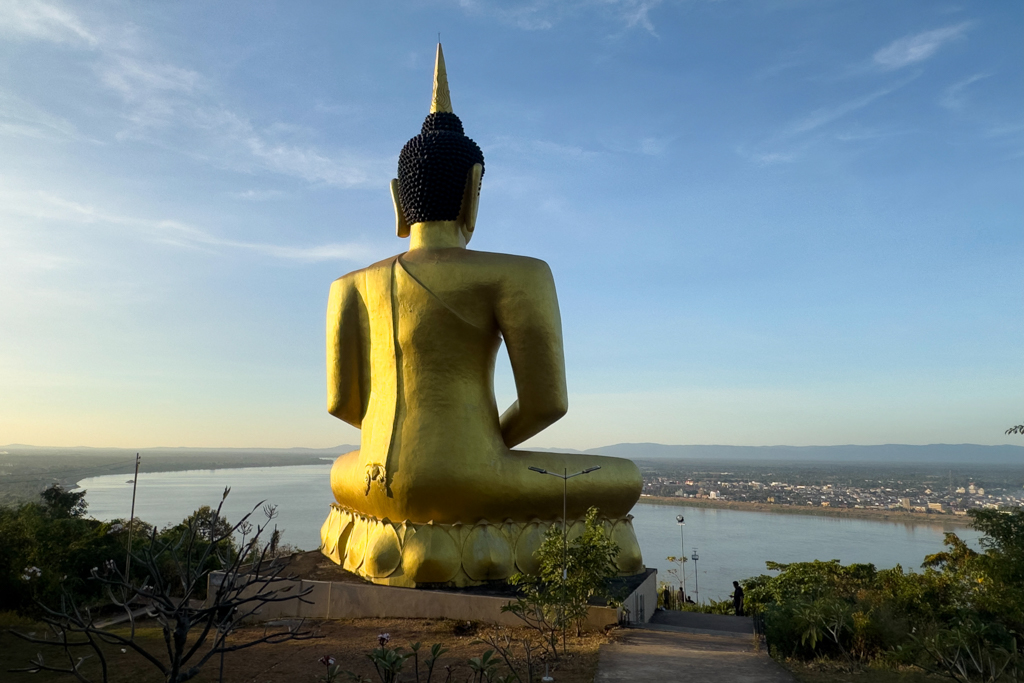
210,569,657,631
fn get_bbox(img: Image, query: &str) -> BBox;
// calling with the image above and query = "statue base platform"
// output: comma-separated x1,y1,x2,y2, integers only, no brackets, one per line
209,552,658,630
319,504,645,588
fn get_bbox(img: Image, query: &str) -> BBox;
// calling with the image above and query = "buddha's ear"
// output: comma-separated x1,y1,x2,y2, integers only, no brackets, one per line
458,163,483,244
391,178,410,238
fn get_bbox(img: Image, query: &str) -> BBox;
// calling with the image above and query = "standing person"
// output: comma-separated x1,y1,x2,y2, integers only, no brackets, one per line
662,586,672,610
678,587,685,607
732,581,745,616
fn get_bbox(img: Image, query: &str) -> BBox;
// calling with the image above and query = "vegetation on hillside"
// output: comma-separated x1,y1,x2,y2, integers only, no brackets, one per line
739,507,1023,681
1,485,314,681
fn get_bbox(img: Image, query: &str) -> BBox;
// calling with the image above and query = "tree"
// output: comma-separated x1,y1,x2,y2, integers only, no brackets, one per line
11,488,317,682
40,484,88,519
503,507,621,653
0,486,121,615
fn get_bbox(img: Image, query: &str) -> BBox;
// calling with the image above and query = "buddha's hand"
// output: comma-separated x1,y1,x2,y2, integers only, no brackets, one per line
364,463,386,495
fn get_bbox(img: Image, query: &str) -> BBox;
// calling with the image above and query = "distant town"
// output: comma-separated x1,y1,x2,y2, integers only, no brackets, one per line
638,460,1024,516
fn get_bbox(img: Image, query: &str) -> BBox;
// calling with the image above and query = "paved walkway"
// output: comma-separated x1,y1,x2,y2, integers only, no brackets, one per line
596,610,795,683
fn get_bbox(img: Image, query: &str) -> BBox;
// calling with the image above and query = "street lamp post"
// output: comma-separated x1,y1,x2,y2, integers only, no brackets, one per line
691,548,700,605
675,514,686,604
528,465,601,655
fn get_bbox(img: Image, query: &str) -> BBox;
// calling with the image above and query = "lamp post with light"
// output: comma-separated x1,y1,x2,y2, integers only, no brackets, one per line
691,548,700,605
528,465,601,655
675,514,687,603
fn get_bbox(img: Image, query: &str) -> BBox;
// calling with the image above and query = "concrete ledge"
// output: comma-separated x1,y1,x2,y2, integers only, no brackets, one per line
211,567,658,632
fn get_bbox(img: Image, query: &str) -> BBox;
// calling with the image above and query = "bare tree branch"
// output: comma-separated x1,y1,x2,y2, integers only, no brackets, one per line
11,493,320,683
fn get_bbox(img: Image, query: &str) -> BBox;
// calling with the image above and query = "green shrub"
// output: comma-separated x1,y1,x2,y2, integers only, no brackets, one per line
0,485,123,615
503,506,620,653
741,506,1024,676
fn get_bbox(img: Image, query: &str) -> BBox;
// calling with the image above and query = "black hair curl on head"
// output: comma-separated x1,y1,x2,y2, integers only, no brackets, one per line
397,112,484,225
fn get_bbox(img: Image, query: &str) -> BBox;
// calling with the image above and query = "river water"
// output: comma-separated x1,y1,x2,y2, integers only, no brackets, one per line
75,464,983,603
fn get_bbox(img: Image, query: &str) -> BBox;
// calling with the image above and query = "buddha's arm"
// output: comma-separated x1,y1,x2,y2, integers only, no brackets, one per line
495,259,569,448
326,275,366,428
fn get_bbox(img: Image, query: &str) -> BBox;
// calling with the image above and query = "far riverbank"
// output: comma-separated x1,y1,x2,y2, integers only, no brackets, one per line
639,495,975,527
0,446,348,506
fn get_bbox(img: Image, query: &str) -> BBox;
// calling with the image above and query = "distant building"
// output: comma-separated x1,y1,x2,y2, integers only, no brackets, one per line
900,498,912,510
928,502,946,513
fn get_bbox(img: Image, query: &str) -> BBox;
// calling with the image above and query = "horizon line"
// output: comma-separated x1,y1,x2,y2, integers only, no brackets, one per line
3,441,1022,451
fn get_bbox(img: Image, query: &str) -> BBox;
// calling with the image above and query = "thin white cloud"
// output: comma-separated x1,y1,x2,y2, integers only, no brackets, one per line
244,135,376,188
621,0,662,36
941,73,989,110
455,0,663,34
231,189,289,201
488,135,599,162
739,76,915,166
873,23,970,70
639,136,670,156
0,2,384,189
984,123,1024,139
99,59,384,188
834,125,905,142
0,0,98,46
0,88,96,142
786,83,904,136
0,246,77,272
100,55,200,100
750,151,795,166
0,187,370,263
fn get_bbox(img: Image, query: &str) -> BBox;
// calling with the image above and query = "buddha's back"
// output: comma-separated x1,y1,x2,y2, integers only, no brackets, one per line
320,44,644,585
329,248,574,524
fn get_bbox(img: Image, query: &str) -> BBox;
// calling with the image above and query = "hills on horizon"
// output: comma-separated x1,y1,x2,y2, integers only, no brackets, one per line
583,443,1024,465
4,442,1022,465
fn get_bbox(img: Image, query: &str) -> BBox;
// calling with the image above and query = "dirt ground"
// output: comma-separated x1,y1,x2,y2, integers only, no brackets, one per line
0,614,610,683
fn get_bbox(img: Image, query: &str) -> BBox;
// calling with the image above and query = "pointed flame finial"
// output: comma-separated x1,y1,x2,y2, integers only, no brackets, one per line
430,43,453,113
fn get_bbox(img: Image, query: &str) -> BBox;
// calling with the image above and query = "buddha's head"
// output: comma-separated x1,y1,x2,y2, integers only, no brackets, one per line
391,44,485,245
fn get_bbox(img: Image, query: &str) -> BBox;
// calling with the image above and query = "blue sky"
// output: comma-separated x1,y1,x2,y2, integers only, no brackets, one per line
0,0,1020,449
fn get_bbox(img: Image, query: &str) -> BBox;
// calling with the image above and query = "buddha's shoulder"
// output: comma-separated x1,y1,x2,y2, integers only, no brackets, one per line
332,250,553,289
330,255,401,288
439,249,553,278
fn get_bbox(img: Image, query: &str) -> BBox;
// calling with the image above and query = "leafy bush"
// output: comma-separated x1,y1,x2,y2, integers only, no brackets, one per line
502,506,620,653
0,485,123,614
9,488,314,682
742,506,1024,680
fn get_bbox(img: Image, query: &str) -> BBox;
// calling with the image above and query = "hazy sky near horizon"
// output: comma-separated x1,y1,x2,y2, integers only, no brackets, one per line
0,0,1021,450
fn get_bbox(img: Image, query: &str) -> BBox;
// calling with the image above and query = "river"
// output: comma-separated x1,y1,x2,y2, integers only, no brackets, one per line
75,464,983,603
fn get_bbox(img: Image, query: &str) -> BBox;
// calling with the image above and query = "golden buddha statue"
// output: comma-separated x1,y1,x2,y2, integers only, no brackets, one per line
320,45,643,587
